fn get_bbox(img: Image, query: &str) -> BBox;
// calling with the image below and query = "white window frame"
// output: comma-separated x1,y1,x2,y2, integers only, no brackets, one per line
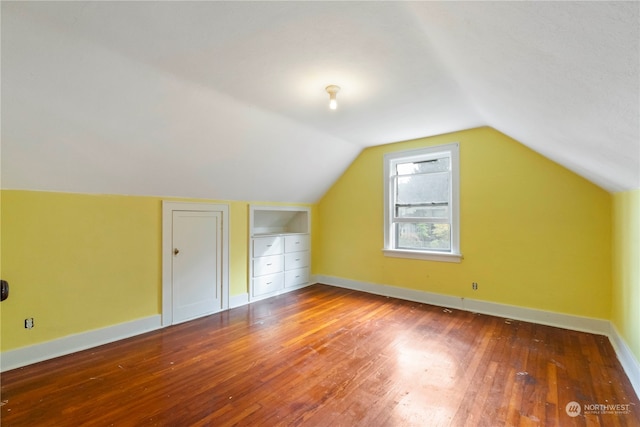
383,143,461,263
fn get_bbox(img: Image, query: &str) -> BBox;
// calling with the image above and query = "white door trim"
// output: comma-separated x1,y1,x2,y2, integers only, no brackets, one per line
162,201,230,327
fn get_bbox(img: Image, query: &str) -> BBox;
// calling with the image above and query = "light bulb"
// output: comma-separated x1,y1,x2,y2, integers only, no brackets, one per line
325,85,340,110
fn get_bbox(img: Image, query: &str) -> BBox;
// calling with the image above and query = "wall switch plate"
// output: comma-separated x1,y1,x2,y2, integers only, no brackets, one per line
25,318,34,329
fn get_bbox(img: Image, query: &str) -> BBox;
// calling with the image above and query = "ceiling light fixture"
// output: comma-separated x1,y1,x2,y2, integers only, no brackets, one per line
325,85,340,110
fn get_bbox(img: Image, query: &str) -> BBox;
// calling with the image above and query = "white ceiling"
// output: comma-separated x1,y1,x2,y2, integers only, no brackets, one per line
2,1,638,203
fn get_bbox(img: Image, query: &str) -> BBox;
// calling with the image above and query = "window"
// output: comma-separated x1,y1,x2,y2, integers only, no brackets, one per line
383,143,461,262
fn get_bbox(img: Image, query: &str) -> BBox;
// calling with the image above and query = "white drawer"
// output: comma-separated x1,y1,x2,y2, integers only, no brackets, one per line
284,235,310,253
253,236,283,257
284,268,309,288
253,273,283,297
284,251,309,270
253,255,283,277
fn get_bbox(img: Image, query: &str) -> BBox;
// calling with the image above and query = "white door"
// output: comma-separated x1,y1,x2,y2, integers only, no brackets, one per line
171,211,222,324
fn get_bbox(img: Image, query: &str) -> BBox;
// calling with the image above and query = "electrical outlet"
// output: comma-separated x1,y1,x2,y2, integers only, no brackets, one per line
25,318,34,329
472,282,478,290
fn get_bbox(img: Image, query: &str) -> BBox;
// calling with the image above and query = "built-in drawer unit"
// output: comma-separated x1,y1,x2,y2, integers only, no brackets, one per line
284,235,310,253
249,205,311,301
253,236,283,257
284,251,310,271
253,273,284,297
253,254,283,277
285,268,309,288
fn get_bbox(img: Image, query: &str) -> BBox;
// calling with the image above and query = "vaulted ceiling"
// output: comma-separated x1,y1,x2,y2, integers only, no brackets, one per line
2,1,638,203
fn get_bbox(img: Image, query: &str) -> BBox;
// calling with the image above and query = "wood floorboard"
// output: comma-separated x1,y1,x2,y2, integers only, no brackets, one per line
1,284,638,426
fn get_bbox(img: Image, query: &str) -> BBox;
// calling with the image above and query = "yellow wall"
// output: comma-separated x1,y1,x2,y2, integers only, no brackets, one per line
0,190,311,351
315,127,613,319
612,189,640,361
1,191,159,350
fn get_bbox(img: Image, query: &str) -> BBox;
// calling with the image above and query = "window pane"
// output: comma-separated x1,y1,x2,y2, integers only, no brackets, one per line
397,172,449,205
395,223,451,251
384,143,459,258
396,157,449,175
396,205,449,219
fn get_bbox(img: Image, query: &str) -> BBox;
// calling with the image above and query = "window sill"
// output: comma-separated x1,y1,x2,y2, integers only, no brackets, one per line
382,248,462,263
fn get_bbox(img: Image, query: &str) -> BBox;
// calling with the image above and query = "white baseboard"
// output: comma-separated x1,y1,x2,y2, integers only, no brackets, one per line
609,323,640,398
1,315,162,372
230,292,249,309
315,275,610,334
314,275,639,399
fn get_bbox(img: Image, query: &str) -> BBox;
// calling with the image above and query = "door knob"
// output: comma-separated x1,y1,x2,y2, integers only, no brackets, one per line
174,248,180,256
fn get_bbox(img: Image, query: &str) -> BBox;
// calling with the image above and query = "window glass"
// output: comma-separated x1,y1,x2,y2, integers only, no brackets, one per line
396,173,450,206
396,157,450,175
396,223,451,251
396,205,449,219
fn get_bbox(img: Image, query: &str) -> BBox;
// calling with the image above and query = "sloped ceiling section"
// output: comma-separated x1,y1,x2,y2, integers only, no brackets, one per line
409,2,640,193
1,2,638,203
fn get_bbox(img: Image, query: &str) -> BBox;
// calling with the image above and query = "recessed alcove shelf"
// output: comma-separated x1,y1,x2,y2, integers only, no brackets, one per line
250,206,310,236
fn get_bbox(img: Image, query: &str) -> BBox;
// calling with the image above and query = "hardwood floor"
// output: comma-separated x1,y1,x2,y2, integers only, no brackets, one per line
1,284,638,426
